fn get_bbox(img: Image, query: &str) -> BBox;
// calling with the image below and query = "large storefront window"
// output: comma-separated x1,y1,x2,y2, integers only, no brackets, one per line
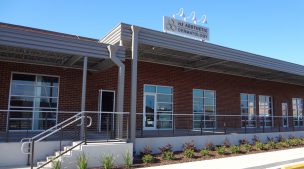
9,73,59,130
259,95,273,127
193,89,216,129
143,85,173,129
241,93,256,127
292,98,303,127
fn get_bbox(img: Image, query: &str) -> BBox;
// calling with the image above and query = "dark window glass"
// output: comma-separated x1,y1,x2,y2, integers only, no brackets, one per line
9,120,32,130
10,111,32,118
10,96,34,107
39,76,58,86
12,74,35,85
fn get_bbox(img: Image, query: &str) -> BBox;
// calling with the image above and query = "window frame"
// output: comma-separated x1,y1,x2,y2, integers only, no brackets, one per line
258,95,274,128
193,89,216,130
292,98,304,127
143,84,174,130
7,72,60,131
240,93,257,128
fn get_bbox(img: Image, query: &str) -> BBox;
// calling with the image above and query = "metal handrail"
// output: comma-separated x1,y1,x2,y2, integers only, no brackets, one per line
35,116,83,142
20,111,85,169
136,112,300,118
14,110,128,169
21,141,31,154
37,141,85,169
31,111,83,140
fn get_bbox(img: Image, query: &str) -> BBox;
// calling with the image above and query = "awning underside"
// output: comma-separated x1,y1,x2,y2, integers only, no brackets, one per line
0,45,115,71
133,43,304,86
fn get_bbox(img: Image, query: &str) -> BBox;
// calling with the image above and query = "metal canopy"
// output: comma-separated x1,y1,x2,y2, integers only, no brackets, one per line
0,23,125,71
101,23,304,86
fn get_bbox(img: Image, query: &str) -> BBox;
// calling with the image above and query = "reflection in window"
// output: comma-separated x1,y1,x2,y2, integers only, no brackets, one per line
193,89,216,129
241,93,256,127
259,95,273,127
9,73,59,130
292,98,303,127
144,85,173,129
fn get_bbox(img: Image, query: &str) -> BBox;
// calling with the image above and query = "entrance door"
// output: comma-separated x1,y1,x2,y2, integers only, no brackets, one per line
143,94,156,130
98,90,115,132
282,103,288,127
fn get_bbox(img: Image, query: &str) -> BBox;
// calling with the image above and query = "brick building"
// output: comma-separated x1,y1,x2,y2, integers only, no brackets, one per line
1,22,304,142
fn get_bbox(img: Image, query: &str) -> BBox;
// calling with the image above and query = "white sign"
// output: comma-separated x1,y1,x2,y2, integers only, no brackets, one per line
163,16,209,41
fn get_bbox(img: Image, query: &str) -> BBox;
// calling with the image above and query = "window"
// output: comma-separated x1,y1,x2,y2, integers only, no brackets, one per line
9,73,59,130
240,93,256,127
193,89,216,129
143,85,173,129
259,95,273,127
292,98,303,127
282,103,288,127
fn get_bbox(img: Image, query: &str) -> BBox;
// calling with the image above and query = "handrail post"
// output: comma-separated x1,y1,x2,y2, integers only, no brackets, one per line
106,116,109,142
245,117,247,134
6,111,10,142
263,117,265,133
30,139,34,169
60,126,63,153
141,114,143,137
172,115,175,136
84,112,87,145
200,118,203,135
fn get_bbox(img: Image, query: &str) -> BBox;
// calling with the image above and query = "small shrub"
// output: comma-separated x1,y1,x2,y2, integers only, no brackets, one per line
101,154,114,169
223,138,231,147
261,143,270,150
123,151,133,168
255,141,263,151
162,151,174,160
277,141,285,149
159,144,174,160
289,135,296,139
252,135,260,144
301,138,304,145
183,141,196,151
140,145,152,156
183,148,195,158
287,138,300,147
200,149,209,156
215,146,226,155
159,144,173,153
267,137,274,142
277,141,289,148
205,142,215,151
142,154,154,164
239,138,249,145
77,153,87,169
230,145,240,154
276,135,286,142
52,160,60,169
240,144,252,153
295,138,302,145
268,141,277,149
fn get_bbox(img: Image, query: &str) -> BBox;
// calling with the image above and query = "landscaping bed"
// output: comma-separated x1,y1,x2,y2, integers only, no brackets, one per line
90,135,304,169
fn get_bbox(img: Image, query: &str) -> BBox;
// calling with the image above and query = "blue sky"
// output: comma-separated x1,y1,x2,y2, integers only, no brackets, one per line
0,0,303,65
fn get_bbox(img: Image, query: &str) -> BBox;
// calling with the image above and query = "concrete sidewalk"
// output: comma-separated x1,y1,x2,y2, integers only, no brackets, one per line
140,147,304,169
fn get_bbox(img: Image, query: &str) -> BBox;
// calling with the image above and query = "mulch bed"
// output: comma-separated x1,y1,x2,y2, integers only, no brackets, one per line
90,145,304,169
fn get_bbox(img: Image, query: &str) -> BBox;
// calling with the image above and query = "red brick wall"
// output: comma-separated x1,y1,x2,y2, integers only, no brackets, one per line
134,61,304,129
0,61,83,131
1,60,304,131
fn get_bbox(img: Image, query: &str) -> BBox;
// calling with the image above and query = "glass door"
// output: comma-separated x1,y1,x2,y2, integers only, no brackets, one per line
143,94,156,130
98,90,115,132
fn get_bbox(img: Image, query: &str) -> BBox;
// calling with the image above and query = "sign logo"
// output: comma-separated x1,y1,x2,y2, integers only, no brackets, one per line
163,8,209,41
166,18,177,31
